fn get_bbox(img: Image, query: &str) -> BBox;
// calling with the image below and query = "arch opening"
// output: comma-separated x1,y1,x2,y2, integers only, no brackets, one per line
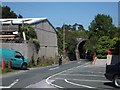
78,40,86,59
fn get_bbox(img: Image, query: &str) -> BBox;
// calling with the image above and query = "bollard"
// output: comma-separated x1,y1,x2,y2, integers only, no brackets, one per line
108,48,111,55
2,58,5,70
91,52,96,64
8,60,11,69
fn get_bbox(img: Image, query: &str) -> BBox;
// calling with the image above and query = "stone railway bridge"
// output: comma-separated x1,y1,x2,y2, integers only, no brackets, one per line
68,38,88,61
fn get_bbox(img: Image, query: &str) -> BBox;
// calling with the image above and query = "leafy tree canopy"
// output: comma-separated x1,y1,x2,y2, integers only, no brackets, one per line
2,5,23,18
21,24,37,40
89,14,114,37
56,24,88,54
95,36,120,59
86,14,120,59
57,14,119,59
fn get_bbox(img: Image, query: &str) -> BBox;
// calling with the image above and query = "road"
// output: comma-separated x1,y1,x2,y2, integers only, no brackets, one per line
0,59,119,90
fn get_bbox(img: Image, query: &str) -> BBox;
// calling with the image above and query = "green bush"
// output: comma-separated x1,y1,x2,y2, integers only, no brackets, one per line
97,54,107,59
95,36,120,59
28,55,36,67
32,39,40,53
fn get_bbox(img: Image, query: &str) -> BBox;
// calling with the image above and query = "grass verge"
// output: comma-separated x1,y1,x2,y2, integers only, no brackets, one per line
0,68,14,74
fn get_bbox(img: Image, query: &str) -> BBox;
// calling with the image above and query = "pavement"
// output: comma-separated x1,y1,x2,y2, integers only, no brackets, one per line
93,59,107,67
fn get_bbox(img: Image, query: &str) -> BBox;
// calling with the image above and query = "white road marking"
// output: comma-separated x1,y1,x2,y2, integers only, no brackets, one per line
72,79,111,83
78,59,88,61
78,61,81,63
54,78,110,83
59,74,105,77
46,62,90,88
0,79,19,89
84,65,89,67
25,80,56,88
9,79,19,87
49,67,59,71
64,79,96,89
75,62,90,69
65,71,104,74
46,77,63,88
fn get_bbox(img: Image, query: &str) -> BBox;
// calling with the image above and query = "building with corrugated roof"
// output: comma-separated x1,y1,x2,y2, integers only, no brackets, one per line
0,18,58,63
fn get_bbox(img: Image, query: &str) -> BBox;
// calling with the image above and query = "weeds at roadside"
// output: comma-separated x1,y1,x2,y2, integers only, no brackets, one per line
29,55,59,68
0,68,14,74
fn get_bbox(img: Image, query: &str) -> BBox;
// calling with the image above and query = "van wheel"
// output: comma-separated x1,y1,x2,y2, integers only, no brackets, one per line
113,75,120,88
21,63,27,70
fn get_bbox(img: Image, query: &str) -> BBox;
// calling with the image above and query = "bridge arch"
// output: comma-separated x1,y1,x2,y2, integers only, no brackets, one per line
75,38,87,60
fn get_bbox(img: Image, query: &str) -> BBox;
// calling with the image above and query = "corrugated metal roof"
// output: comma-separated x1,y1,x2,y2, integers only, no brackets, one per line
0,18,47,24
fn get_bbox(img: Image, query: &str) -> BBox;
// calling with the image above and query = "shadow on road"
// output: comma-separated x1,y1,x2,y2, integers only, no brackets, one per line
12,67,29,70
104,82,120,89
104,82,114,87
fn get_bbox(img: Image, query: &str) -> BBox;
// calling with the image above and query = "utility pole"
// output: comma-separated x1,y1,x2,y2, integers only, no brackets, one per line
22,20,26,43
63,24,66,62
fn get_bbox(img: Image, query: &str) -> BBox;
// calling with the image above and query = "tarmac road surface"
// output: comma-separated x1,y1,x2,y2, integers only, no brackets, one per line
0,59,119,90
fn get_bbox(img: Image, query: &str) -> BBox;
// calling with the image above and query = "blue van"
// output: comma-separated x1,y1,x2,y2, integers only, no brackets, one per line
0,48,28,69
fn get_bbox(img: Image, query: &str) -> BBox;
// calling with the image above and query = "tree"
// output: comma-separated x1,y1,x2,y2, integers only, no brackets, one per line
95,36,120,59
109,26,120,38
65,31,77,54
95,36,111,58
56,27,63,53
73,23,85,31
21,24,37,40
78,24,85,31
56,14,119,60
84,35,98,53
20,24,40,52
2,6,23,18
18,14,23,18
89,14,114,37
86,14,119,57
0,5,2,18
56,24,88,60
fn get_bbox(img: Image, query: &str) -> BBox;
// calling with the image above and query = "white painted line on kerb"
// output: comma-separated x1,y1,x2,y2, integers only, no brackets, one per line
46,62,90,88
0,79,19,89
64,79,96,89
49,67,59,71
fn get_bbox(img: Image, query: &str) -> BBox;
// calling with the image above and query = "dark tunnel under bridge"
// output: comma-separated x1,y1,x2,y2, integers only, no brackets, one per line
68,38,88,61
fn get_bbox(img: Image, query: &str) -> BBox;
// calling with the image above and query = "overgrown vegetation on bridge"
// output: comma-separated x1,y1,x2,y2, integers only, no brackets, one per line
56,14,120,59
